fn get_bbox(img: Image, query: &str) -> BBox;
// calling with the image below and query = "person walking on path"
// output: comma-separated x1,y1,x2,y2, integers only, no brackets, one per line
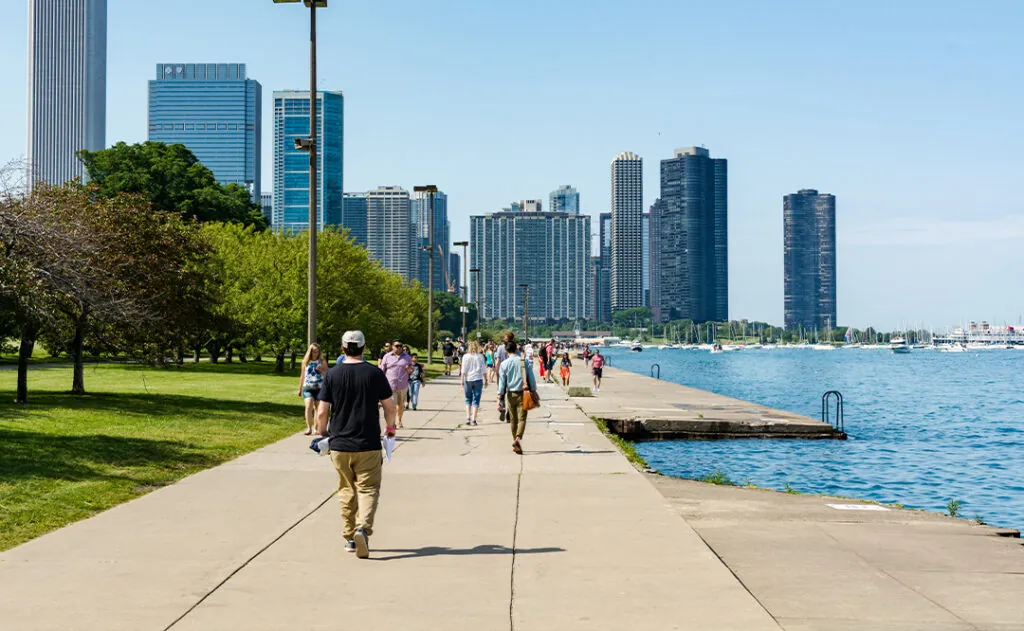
378,340,412,429
315,330,396,559
408,353,425,411
582,345,592,366
299,343,328,435
537,341,549,382
559,351,572,387
493,335,510,423
496,336,538,454
545,339,556,383
460,341,488,426
442,338,456,376
591,348,605,392
484,342,495,382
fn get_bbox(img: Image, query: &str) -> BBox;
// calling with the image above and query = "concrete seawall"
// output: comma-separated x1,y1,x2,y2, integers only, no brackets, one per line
573,366,845,440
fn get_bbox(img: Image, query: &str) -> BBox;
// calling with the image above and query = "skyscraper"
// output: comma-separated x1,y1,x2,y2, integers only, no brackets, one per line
366,186,413,280
649,199,664,322
271,90,343,232
596,212,612,322
657,147,728,323
411,190,449,290
448,252,460,295
260,191,272,224
342,192,368,246
784,189,837,331
471,205,590,321
27,0,106,184
642,212,650,307
149,63,261,199
549,185,580,214
611,152,643,312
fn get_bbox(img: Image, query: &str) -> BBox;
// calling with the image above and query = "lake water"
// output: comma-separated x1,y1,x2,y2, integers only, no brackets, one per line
603,346,1024,531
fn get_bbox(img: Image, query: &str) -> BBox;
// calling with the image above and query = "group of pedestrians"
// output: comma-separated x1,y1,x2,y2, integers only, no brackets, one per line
299,330,614,559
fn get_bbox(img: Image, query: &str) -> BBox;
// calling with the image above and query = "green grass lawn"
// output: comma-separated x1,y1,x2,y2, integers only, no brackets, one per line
0,362,321,551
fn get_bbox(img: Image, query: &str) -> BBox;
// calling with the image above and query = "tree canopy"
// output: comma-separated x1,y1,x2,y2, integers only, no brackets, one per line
78,141,266,228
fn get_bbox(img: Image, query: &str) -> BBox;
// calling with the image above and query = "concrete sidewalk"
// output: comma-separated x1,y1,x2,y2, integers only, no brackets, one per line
0,374,778,630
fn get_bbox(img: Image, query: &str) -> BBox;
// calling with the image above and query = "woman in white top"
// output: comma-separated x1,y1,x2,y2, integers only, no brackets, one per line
460,340,488,426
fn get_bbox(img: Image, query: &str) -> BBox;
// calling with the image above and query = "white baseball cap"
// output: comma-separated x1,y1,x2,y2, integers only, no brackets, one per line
342,330,366,347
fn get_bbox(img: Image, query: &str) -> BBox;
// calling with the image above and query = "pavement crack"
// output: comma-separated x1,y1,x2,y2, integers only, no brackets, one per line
509,455,524,631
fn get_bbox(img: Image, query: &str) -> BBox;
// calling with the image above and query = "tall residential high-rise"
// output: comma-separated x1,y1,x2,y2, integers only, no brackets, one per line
342,192,368,246
657,147,728,323
27,0,106,184
411,190,449,290
471,205,590,322
271,90,343,232
366,186,413,280
448,252,460,295
649,199,664,322
589,256,601,321
260,191,272,224
610,152,643,312
149,63,261,199
642,212,650,307
596,212,612,322
784,189,837,331
549,185,580,214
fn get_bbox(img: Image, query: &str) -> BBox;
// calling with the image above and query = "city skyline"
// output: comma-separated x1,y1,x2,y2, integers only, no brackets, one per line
4,1,1024,328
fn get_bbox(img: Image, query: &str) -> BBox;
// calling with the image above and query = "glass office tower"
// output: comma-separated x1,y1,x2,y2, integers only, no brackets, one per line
549,185,580,214
149,63,261,199
411,190,450,289
272,90,343,231
611,152,643,312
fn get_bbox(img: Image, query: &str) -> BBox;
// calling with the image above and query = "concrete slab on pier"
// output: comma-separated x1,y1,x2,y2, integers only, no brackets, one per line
574,366,844,440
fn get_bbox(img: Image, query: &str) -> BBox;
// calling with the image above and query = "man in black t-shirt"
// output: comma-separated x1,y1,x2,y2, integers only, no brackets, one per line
316,330,396,559
442,338,456,375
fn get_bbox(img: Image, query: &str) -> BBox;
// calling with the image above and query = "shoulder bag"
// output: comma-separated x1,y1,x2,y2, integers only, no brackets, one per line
520,355,539,410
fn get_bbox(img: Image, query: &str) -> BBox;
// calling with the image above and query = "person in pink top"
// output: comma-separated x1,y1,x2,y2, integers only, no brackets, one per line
590,349,605,392
378,340,413,429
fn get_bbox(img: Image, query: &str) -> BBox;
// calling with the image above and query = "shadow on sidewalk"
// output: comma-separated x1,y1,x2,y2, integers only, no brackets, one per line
373,544,565,561
526,449,615,455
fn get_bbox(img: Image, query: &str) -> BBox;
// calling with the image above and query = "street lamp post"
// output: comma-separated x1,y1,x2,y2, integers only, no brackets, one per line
274,0,327,346
520,283,530,340
414,185,438,364
470,267,482,333
453,240,469,338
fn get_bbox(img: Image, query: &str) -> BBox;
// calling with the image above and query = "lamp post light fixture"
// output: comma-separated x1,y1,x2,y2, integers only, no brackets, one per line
414,185,438,363
469,267,482,333
519,283,530,340
273,0,327,345
453,240,469,338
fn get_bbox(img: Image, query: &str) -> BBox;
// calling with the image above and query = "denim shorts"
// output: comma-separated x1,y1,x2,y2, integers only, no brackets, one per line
303,388,320,400
463,379,483,407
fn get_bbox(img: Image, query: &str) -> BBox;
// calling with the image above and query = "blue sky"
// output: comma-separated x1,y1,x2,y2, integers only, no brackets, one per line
2,0,1023,329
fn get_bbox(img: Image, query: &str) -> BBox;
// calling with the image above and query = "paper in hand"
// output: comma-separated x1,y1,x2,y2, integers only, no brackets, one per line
381,435,396,463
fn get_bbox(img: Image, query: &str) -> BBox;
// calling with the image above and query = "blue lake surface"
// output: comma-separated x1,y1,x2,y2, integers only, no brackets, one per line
603,346,1024,530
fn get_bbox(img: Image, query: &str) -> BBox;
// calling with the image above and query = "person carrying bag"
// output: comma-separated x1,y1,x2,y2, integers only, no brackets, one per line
497,335,538,455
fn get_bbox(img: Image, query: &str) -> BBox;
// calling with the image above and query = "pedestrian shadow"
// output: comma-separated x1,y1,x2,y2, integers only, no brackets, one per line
373,544,565,561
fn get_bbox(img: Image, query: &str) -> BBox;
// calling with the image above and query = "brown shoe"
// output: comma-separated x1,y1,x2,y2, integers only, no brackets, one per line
512,440,523,455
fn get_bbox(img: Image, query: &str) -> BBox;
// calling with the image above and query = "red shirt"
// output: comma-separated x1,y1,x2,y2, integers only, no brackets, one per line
591,355,604,369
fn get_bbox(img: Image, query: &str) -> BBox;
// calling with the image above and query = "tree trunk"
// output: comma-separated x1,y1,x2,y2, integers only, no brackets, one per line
225,346,234,363
16,325,36,404
274,352,285,373
193,345,202,363
254,351,262,362
71,311,87,395
176,347,184,365
239,350,247,363
208,341,222,364
289,350,297,371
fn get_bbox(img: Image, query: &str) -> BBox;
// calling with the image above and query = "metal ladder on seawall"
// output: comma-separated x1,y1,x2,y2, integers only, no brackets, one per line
650,363,661,379
821,391,845,435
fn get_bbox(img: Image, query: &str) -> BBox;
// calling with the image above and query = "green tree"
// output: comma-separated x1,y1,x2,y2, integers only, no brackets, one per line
78,141,266,228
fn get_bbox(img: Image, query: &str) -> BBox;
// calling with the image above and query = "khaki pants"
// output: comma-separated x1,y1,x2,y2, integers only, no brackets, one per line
393,388,409,408
330,450,383,540
506,391,527,440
